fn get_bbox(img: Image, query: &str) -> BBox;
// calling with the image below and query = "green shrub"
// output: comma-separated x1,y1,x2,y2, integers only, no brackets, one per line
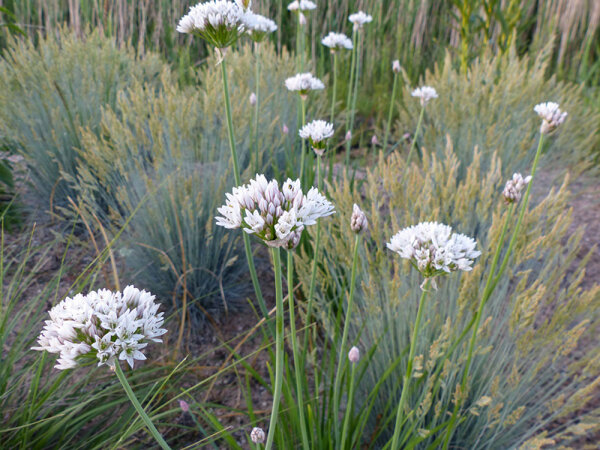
389,47,600,174
75,43,304,319
297,144,600,448
0,29,163,217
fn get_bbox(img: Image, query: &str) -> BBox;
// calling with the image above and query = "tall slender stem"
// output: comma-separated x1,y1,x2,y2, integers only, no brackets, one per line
114,363,170,450
333,233,361,441
265,247,284,450
389,278,430,449
441,134,545,448
402,105,424,182
383,71,399,154
328,52,338,183
220,54,268,323
344,29,358,167
254,42,261,172
287,250,310,449
299,97,307,182
340,360,358,450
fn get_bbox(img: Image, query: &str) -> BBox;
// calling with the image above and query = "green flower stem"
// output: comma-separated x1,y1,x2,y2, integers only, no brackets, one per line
302,154,322,363
220,55,268,323
114,363,170,450
402,105,425,182
383,71,399,154
254,42,261,172
333,233,361,440
287,250,310,450
328,52,338,183
389,278,430,449
340,360,358,450
299,96,307,182
441,133,545,449
265,247,284,450
344,28,358,167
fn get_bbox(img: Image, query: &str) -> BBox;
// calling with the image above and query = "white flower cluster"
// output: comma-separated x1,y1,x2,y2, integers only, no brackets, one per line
33,286,167,370
245,12,277,42
503,173,532,204
285,72,325,96
349,11,372,29
287,0,317,11
321,32,353,51
250,427,265,444
299,120,334,154
216,174,335,249
177,0,248,48
348,346,360,363
387,222,480,278
350,204,368,234
534,102,567,134
411,86,438,106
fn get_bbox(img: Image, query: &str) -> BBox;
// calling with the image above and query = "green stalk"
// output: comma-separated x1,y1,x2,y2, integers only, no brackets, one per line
114,363,170,450
287,250,310,449
441,133,545,448
299,96,307,182
389,278,430,449
402,105,425,182
253,42,261,172
340,359,358,450
220,54,268,322
333,233,361,440
383,71,399,154
265,247,284,450
328,52,338,183
344,28,358,167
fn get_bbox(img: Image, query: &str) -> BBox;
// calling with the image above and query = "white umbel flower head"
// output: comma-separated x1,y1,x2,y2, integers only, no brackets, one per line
387,222,481,279
245,12,277,42
299,120,334,155
177,0,248,49
534,102,567,134
349,11,372,30
411,86,438,106
287,0,317,11
392,60,401,73
321,32,353,52
348,346,360,363
350,204,368,234
250,427,265,444
33,286,167,370
503,173,532,204
216,174,335,249
285,72,325,98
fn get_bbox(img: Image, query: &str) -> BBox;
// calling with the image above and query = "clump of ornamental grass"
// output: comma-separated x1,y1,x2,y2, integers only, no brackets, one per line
0,28,163,217
296,138,600,448
390,44,600,177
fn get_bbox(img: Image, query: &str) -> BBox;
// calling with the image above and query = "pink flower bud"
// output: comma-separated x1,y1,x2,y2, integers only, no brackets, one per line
371,135,378,146
249,92,257,105
179,399,190,412
350,204,368,234
348,346,360,363
345,130,352,141
251,427,265,443
392,60,401,73
282,124,289,135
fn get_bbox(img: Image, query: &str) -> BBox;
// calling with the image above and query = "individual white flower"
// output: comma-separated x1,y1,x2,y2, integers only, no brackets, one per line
350,204,368,234
287,0,317,12
392,60,401,73
411,86,438,106
502,173,532,204
245,12,278,42
285,73,325,97
534,102,567,134
177,0,248,48
349,11,372,30
216,174,335,248
251,427,266,444
387,222,480,279
33,286,167,370
249,92,257,105
321,31,353,51
348,346,360,363
299,120,334,155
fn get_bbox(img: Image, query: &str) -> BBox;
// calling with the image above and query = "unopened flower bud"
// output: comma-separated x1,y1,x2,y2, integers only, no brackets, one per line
179,399,190,412
502,173,532,204
348,346,360,363
251,427,265,444
345,130,352,141
392,60,401,73
249,92,257,105
298,12,307,26
350,204,368,234
282,124,289,135
371,135,379,146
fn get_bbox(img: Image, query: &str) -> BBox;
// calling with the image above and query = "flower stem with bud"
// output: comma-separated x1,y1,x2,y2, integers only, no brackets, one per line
390,278,430,449
402,105,424,181
340,355,358,450
344,28,358,167
115,363,170,450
